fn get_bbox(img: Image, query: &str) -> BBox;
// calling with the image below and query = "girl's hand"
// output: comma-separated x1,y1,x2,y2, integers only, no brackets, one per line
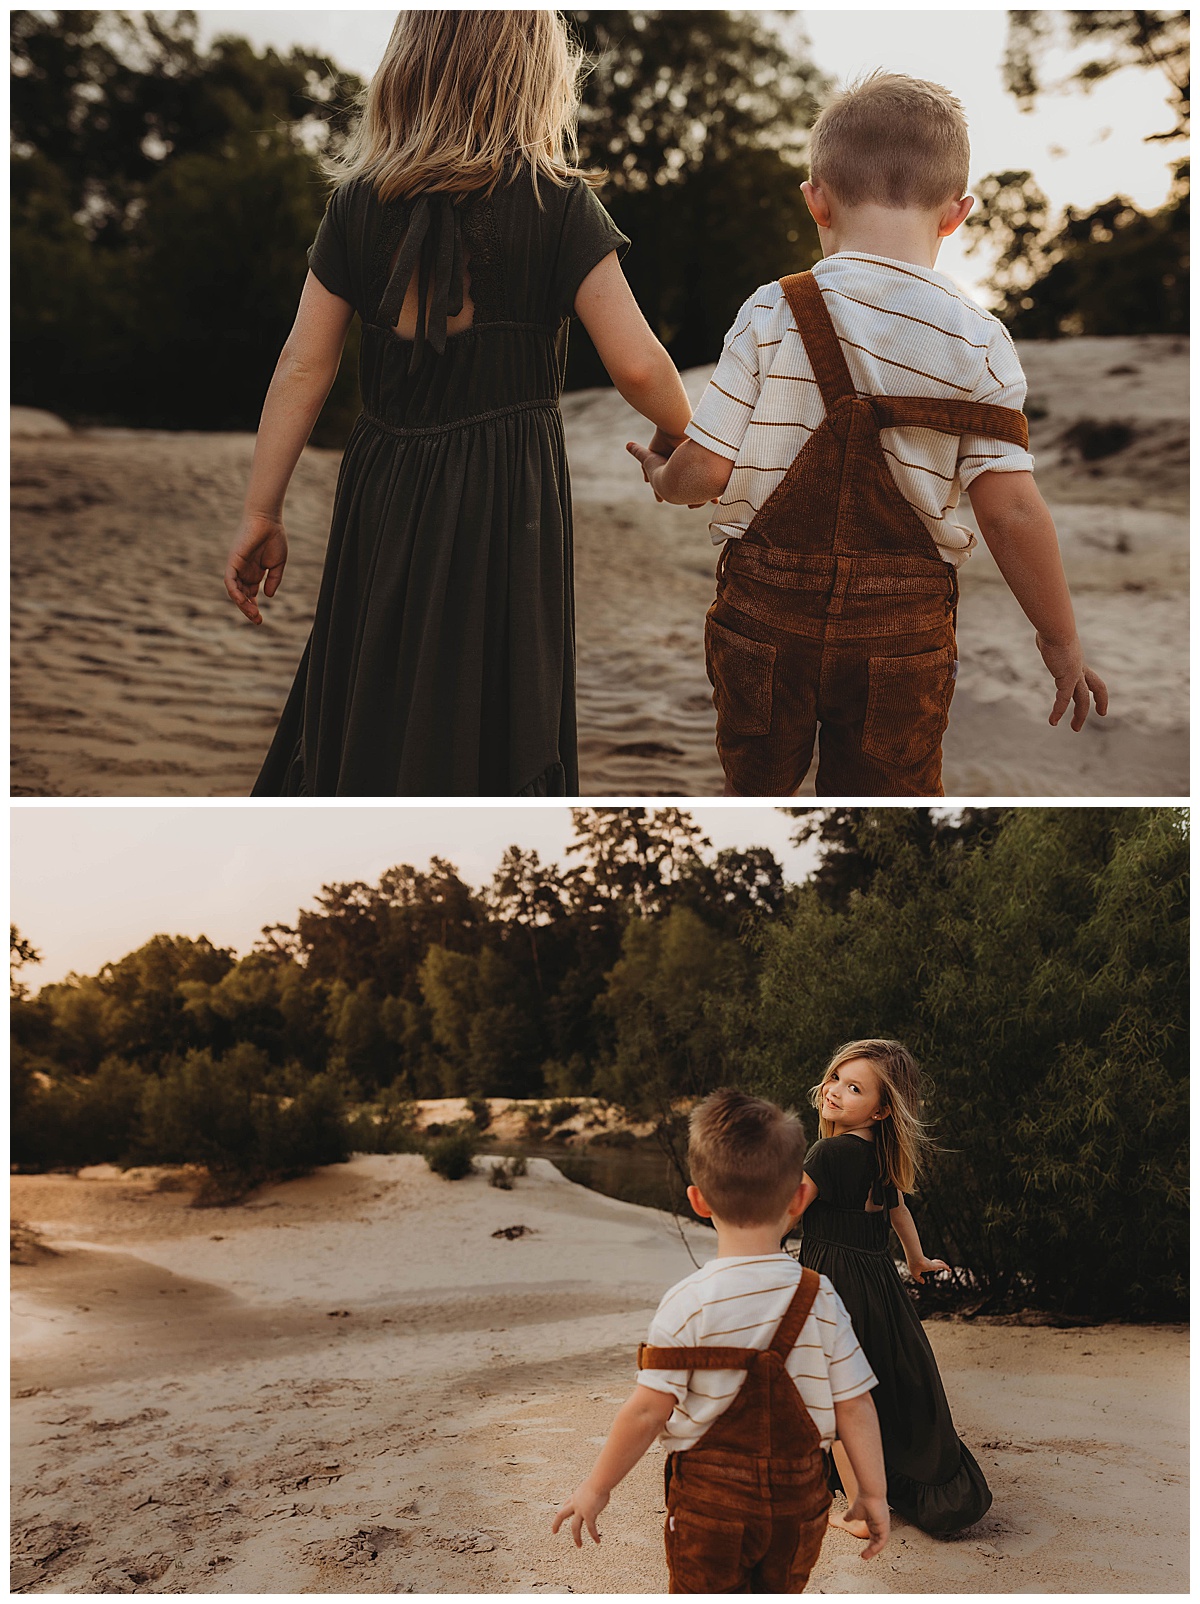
844,1493,890,1560
649,427,688,459
225,514,288,625
626,440,668,502
906,1254,950,1284
551,1481,609,1546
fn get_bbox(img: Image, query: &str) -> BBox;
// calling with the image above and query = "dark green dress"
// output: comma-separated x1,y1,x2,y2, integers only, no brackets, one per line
252,167,628,796
800,1134,992,1536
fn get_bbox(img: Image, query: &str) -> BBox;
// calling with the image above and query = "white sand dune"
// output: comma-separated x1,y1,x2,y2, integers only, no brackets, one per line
9,334,1187,796
11,1156,1189,1594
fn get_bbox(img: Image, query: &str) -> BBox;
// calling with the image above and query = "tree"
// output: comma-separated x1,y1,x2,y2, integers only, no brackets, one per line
966,12,1190,334
10,926,41,1000
563,11,828,381
1002,11,1189,143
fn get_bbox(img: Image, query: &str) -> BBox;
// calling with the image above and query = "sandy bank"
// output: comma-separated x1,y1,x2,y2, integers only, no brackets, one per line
10,334,1187,797
11,1157,1188,1594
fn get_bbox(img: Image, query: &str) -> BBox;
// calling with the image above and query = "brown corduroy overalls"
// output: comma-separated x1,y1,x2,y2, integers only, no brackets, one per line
639,1267,832,1594
705,271,1030,797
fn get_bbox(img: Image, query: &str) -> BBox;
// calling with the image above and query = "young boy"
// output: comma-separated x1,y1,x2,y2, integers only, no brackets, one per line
628,72,1108,797
552,1089,888,1592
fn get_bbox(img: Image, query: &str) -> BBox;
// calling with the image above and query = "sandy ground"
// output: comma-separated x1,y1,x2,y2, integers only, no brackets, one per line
10,332,1188,797
11,1156,1188,1595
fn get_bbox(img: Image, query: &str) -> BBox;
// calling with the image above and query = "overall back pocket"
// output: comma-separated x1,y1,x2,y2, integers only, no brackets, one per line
861,646,955,768
705,616,776,736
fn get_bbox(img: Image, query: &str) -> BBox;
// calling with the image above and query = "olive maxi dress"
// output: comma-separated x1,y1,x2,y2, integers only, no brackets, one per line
800,1133,992,1536
252,167,628,796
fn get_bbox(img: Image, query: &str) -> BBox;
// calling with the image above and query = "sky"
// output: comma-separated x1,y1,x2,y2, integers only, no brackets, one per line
195,7,1182,304
11,805,823,987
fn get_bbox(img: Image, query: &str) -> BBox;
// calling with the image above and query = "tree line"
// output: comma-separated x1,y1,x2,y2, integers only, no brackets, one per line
12,807,1187,1319
11,10,1188,443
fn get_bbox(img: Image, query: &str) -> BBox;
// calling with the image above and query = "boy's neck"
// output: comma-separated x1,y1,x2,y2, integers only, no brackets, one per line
713,1220,791,1258
818,203,945,271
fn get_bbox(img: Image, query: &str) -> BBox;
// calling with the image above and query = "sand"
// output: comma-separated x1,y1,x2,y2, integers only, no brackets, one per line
11,1156,1188,1595
9,333,1188,797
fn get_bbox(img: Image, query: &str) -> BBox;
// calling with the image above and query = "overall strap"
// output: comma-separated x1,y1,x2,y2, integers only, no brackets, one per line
872,394,1030,448
768,1267,821,1357
637,1343,758,1370
779,271,856,409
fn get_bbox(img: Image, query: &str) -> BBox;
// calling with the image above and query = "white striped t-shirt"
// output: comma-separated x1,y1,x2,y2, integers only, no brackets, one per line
636,1253,876,1451
685,251,1035,567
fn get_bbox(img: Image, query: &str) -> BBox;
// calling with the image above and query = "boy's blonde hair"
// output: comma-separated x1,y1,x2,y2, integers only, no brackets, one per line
688,1089,807,1227
810,1039,931,1194
325,10,596,200
808,71,969,210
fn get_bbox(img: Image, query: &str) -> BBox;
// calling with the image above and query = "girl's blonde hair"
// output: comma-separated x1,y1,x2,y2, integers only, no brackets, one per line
809,1039,932,1194
323,10,597,200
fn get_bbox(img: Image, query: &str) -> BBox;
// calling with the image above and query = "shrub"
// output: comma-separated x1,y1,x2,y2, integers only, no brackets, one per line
466,1097,492,1130
426,1126,477,1181
589,1127,636,1149
345,1094,424,1154
547,1100,579,1125
488,1162,512,1190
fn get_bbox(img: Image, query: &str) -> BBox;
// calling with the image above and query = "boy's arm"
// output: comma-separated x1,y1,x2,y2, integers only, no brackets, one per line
574,253,692,446
626,438,734,506
552,1384,677,1546
966,470,1108,729
889,1197,949,1284
832,1391,890,1559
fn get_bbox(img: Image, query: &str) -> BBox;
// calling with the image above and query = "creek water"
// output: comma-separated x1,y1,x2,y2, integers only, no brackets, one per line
483,1140,697,1218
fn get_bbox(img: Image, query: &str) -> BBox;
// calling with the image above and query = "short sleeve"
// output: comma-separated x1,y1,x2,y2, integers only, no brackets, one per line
685,292,762,462
959,323,1035,489
635,1300,691,1406
802,1137,838,1198
307,183,355,306
551,179,630,319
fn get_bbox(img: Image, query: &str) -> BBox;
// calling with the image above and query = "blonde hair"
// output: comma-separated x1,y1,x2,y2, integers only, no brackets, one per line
810,1039,931,1194
808,71,970,210
324,11,598,201
688,1089,807,1228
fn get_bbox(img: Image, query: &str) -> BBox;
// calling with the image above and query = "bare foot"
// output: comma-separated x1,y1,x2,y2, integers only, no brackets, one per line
828,1507,871,1540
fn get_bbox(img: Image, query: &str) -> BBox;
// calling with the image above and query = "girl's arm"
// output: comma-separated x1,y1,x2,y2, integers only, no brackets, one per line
224,273,355,624
573,252,692,450
889,1196,949,1284
796,1173,819,1219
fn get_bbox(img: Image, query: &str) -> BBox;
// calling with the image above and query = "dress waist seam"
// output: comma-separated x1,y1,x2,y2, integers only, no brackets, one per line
803,1239,891,1258
360,398,560,440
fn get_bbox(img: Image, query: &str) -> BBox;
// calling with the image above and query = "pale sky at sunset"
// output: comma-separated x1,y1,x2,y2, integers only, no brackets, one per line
11,806,822,988
195,7,1182,306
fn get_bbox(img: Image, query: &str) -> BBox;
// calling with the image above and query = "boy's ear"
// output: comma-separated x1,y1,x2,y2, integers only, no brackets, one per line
938,194,974,238
687,1183,714,1219
801,178,833,230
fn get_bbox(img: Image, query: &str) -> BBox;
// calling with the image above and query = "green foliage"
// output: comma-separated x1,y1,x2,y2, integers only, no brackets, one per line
425,1126,478,1182
137,1045,349,1193
965,170,1188,336
564,11,826,383
12,1055,146,1170
740,808,1188,1319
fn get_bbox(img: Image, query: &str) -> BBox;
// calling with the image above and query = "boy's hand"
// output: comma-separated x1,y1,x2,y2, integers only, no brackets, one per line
648,427,688,458
225,513,287,625
1035,633,1109,730
906,1253,949,1284
844,1494,889,1560
552,1481,609,1546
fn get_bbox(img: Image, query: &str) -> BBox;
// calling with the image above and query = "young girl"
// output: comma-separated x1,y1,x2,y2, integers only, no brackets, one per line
795,1039,991,1538
224,11,692,796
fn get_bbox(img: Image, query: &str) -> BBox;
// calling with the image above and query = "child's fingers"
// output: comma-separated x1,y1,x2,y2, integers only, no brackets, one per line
1070,678,1092,732
1087,667,1109,717
586,1513,601,1544
626,442,650,465
571,1512,586,1548
860,1524,888,1560
263,561,285,598
1047,681,1072,727
550,1504,569,1536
